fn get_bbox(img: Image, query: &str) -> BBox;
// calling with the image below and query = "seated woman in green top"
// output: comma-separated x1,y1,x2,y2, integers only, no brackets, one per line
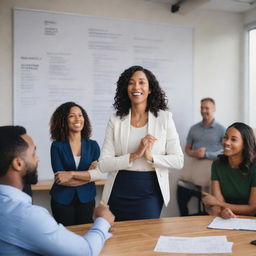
203,122,256,219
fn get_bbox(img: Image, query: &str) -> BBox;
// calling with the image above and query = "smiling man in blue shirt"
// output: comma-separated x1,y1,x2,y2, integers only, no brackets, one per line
177,98,225,216
0,125,114,256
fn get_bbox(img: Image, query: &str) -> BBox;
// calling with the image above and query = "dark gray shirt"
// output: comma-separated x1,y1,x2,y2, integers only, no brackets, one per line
186,120,225,160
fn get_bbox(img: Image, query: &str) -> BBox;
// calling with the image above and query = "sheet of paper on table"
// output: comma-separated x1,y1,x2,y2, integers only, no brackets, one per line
208,217,256,231
154,235,233,254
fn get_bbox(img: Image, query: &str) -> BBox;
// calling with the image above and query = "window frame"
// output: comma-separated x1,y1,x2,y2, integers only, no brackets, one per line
244,23,256,127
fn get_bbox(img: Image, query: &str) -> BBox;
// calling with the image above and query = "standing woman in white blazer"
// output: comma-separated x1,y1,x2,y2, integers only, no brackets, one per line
99,66,184,221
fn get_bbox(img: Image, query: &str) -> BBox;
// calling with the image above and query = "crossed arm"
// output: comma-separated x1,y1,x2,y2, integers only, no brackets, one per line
54,161,97,186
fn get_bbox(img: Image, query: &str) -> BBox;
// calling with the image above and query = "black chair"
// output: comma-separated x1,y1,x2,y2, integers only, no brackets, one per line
177,181,207,216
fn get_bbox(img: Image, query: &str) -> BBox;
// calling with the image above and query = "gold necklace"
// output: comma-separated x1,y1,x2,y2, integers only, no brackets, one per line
132,114,148,127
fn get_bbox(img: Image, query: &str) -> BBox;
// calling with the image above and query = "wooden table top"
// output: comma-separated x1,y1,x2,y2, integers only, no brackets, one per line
67,215,256,256
31,179,106,191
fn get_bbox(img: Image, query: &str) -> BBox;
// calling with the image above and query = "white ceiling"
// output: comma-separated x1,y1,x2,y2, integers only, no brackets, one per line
200,0,256,13
149,0,256,13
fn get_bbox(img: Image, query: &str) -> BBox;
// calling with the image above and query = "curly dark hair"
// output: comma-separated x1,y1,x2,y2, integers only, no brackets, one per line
219,122,256,175
50,102,92,141
113,66,168,117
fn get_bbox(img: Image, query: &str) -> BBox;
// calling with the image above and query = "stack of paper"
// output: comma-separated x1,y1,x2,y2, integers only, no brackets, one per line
154,235,233,254
208,217,256,231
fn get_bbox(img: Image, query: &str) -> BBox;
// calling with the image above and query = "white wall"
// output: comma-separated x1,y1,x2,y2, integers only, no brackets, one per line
0,0,248,217
0,0,244,126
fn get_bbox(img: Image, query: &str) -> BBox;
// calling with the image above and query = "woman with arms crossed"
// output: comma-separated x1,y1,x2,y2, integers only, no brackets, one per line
50,102,102,226
99,65,184,221
203,122,256,218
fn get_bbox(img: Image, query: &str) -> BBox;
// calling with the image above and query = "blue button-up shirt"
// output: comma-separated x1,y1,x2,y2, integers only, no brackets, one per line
186,120,225,160
0,185,111,256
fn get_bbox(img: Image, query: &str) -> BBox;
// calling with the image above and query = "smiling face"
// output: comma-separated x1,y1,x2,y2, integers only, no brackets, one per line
127,71,151,107
200,100,215,123
67,106,84,133
222,127,244,159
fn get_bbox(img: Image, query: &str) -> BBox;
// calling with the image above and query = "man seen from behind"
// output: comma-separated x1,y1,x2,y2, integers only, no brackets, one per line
0,125,114,256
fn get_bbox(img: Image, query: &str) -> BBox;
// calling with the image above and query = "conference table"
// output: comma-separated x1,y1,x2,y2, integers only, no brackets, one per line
67,215,256,256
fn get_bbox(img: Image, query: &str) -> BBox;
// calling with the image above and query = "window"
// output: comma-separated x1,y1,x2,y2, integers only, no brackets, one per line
247,27,256,127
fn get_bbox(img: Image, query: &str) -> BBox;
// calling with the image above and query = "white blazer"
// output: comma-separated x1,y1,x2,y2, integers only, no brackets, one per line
99,109,184,206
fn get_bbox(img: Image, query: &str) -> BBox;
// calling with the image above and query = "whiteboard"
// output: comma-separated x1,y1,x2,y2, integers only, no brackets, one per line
13,8,193,180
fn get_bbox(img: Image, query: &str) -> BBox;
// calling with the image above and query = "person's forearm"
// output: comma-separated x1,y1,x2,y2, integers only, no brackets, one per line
129,152,140,162
82,218,111,256
61,179,88,186
206,205,221,216
185,147,193,157
72,171,91,181
215,201,256,216
99,154,132,173
152,153,184,170
34,217,110,256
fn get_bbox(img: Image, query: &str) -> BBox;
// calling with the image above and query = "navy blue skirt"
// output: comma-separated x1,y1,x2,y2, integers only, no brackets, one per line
108,170,163,221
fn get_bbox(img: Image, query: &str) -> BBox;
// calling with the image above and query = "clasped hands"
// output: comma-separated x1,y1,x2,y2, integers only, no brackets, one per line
54,160,98,185
192,147,206,159
202,192,236,219
131,134,157,162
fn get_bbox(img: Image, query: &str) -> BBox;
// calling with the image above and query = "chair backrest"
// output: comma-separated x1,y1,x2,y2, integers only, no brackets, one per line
179,154,212,187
